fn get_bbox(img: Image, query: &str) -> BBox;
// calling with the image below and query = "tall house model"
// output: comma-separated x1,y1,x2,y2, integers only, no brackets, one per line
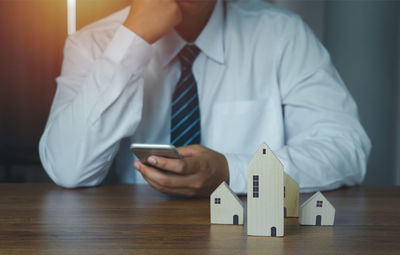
247,143,284,237
284,173,299,217
299,192,335,226
210,181,244,225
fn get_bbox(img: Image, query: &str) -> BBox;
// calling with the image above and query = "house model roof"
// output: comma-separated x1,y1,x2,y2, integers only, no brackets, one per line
301,191,334,209
248,143,283,171
212,181,243,207
285,172,296,184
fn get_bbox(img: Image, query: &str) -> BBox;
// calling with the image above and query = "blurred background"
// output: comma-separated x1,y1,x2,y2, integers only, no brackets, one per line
0,0,399,186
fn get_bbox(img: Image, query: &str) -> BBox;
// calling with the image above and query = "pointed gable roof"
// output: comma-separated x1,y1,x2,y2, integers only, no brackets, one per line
284,172,298,187
211,181,243,207
248,143,283,173
301,192,334,209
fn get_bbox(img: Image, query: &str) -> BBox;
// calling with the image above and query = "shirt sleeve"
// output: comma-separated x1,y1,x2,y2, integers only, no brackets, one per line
275,15,371,193
224,153,252,194
39,25,153,188
224,15,371,194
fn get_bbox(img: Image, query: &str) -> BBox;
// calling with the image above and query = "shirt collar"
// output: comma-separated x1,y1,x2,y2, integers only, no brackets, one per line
154,0,225,67
194,0,225,64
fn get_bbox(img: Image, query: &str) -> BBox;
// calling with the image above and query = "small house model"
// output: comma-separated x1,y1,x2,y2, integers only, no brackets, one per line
284,173,299,217
299,192,335,226
247,143,284,237
210,181,244,225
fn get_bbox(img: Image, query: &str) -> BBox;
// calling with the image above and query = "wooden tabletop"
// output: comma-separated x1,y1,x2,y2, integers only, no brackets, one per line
0,184,400,254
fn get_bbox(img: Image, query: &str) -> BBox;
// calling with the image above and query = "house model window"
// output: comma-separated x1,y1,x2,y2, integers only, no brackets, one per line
215,198,221,204
316,200,323,207
253,175,259,198
263,149,266,154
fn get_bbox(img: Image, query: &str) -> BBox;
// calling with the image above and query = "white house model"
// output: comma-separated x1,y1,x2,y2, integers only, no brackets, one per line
284,172,299,218
210,181,244,225
247,143,284,237
299,192,335,226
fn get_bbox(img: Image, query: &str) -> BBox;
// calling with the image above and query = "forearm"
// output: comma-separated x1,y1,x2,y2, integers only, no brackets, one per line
40,26,153,188
224,129,370,194
39,76,144,188
275,131,370,192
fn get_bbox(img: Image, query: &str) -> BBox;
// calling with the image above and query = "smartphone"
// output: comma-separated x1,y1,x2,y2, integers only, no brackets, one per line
130,143,182,165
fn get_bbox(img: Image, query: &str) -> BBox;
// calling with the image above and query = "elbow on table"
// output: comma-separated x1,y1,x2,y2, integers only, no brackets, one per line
40,157,105,189
53,172,86,189
50,167,105,189
43,162,86,189
337,133,371,188
49,165,105,189
346,153,368,187
352,132,371,185
39,141,93,189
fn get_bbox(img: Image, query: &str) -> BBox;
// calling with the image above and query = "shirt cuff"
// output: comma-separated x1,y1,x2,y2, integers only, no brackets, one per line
224,153,249,195
104,25,153,70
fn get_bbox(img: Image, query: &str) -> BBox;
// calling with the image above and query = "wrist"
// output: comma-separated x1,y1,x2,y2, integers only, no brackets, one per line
123,19,158,44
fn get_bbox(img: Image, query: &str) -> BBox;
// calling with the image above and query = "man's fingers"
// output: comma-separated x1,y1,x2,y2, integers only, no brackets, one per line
146,156,196,175
147,156,185,174
145,178,195,197
143,145,204,175
135,161,190,188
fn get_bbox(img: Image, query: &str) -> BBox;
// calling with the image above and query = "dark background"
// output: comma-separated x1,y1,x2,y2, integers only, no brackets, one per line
0,0,399,185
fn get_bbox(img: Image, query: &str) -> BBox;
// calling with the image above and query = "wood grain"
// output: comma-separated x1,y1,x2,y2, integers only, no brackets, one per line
0,184,400,254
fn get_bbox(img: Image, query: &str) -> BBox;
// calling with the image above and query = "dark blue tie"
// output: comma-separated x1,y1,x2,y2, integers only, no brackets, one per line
170,45,201,147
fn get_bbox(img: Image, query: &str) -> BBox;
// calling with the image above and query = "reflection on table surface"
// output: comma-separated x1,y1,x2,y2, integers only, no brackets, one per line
0,184,399,254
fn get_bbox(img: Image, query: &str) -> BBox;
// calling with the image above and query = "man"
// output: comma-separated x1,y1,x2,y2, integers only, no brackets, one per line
39,0,371,196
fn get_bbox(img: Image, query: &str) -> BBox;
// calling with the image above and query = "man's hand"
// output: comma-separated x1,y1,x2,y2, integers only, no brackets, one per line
123,0,183,44
133,145,229,197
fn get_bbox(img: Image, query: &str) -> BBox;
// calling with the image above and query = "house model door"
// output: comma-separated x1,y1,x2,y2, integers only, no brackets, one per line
316,215,322,226
233,215,238,225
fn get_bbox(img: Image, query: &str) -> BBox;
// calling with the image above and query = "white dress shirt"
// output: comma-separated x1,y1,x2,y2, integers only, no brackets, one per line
39,0,371,194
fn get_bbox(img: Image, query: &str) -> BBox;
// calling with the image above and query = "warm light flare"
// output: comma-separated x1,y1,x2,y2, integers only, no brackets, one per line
67,0,76,35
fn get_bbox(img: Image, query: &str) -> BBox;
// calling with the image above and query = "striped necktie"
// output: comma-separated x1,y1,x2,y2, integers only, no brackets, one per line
170,45,201,147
